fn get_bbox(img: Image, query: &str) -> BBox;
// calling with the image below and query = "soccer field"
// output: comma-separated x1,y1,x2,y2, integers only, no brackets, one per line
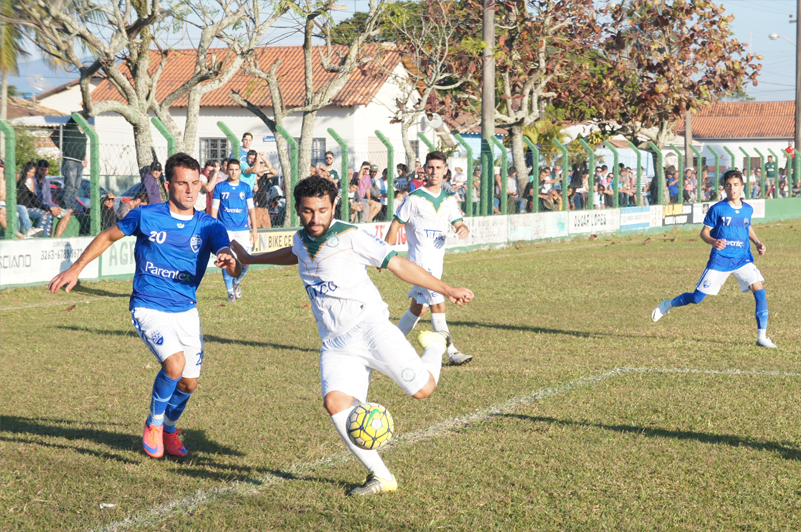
2,223,801,531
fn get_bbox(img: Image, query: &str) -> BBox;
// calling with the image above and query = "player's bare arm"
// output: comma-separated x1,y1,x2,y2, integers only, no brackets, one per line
748,225,766,255
215,247,242,278
385,219,403,245
700,226,725,250
248,208,258,243
453,220,469,239
385,255,474,305
49,225,126,293
229,241,299,266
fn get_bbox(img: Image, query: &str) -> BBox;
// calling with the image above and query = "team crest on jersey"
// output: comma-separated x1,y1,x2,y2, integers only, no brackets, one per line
150,330,164,346
177,223,185,228
401,368,416,382
190,234,203,253
326,235,340,248
239,191,246,200
703,279,711,288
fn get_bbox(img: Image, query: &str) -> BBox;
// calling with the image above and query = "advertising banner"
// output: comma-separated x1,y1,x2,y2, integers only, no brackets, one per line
620,207,651,231
691,202,713,224
650,205,663,228
568,209,620,234
445,215,507,249
745,198,766,219
0,236,98,286
508,212,568,241
661,203,692,226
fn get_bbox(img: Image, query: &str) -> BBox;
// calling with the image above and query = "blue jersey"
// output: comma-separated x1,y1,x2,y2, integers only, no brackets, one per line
703,200,754,271
117,203,231,312
213,180,253,231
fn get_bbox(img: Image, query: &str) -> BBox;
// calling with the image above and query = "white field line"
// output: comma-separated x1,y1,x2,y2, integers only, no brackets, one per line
0,299,102,311
90,366,801,532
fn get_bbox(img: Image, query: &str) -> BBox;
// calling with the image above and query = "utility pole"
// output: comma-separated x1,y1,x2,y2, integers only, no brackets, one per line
481,0,495,216
796,0,801,159
684,110,692,168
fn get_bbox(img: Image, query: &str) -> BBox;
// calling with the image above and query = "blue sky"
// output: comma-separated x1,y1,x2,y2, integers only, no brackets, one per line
9,0,798,102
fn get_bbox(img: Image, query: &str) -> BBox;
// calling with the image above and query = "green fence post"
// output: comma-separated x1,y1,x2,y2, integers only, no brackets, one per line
626,141,642,207
71,113,100,236
216,121,240,160
417,132,436,152
794,149,800,190
723,146,740,196
755,148,767,198
327,128,349,223
707,146,721,190
375,130,394,219
0,119,17,238
604,140,620,208
738,147,753,198
275,125,298,227
454,133,474,217
578,138,596,210
151,117,176,157
523,137,540,213
552,138,569,211
648,142,664,205
782,149,793,188
768,148,780,196
491,137,508,214
689,145,703,202
669,144,685,203
480,139,493,216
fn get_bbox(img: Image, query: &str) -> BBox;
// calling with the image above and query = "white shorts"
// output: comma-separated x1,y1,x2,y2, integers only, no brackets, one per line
407,259,445,306
131,307,204,379
696,263,764,296
227,230,252,255
320,318,431,401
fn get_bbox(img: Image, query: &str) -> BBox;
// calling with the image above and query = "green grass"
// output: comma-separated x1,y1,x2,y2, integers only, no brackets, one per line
2,222,801,531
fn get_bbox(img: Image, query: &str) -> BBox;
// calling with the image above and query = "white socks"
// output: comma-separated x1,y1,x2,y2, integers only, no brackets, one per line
431,313,457,355
397,310,420,336
331,409,392,480
420,341,445,384
758,329,767,341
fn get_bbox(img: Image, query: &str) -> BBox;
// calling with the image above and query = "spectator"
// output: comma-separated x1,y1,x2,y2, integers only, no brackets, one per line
765,155,777,187
393,189,407,216
395,163,409,191
376,168,389,220
785,140,794,159
241,150,260,194
266,185,286,227
367,165,383,221
409,166,426,192
0,160,38,238
666,166,679,203
354,162,372,221
348,178,363,223
522,179,535,213
220,159,229,177
100,192,118,231
442,168,456,195
452,167,466,192
682,168,696,203
779,179,789,198
323,151,339,183
541,188,562,211
234,132,254,170
141,161,167,205
17,162,54,236
54,116,88,213
567,187,577,210
750,168,762,198
507,167,524,213
34,160,71,236
117,190,148,219
200,160,224,213
700,169,714,201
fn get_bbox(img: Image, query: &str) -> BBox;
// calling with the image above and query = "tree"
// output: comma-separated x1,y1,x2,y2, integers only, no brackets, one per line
382,0,467,169
0,0,30,127
230,0,385,226
599,0,760,148
8,0,288,172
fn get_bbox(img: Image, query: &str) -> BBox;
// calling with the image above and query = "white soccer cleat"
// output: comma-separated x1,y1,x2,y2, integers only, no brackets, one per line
233,280,242,299
651,299,671,322
348,473,398,496
448,351,473,366
756,337,777,348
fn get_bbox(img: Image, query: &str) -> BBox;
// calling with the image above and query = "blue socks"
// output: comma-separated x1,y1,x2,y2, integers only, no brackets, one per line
236,266,249,284
164,388,192,434
671,289,706,308
754,288,768,331
222,265,248,294
147,370,180,427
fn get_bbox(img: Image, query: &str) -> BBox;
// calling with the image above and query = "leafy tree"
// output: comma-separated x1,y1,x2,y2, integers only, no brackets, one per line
0,0,30,127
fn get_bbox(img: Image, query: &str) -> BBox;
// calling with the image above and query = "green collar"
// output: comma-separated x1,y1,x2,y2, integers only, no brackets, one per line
299,220,356,260
409,187,448,212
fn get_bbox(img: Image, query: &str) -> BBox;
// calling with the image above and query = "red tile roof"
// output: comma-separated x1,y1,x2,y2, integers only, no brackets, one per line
674,101,795,139
91,45,402,108
6,97,63,119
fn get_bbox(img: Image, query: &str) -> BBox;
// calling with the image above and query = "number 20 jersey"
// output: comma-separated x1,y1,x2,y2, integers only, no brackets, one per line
702,200,754,271
117,203,231,312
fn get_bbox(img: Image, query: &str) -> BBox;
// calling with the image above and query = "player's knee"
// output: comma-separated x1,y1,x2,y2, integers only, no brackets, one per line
410,302,427,318
690,290,706,304
162,351,186,379
323,391,354,416
412,376,436,399
177,377,197,394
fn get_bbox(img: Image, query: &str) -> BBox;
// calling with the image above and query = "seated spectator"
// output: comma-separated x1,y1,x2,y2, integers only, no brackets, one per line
594,184,608,209
452,167,467,191
523,179,535,212
542,188,562,211
141,161,167,205
442,169,456,195
100,192,118,231
118,191,148,219
567,187,577,211
16,162,53,236
0,160,38,238
267,185,286,227
34,160,71,236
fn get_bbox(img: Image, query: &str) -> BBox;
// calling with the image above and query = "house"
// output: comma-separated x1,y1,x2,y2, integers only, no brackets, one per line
76,44,433,182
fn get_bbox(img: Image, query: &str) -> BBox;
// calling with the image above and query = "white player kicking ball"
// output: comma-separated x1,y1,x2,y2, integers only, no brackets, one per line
230,176,474,496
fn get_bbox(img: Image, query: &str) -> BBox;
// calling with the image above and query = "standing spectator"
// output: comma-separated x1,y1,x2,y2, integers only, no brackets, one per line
507,167,524,213
141,161,167,205
34,160,71,236
442,169,456,195
54,116,88,213
100,192,118,231
348,178,363,222
750,168,762,198
765,154,777,187
785,141,794,159
409,167,426,192
683,168,697,203
117,191,148,219
234,132,254,169
376,168,389,220
355,162,373,221
198,160,220,213
395,163,409,191
324,151,339,183
452,167,466,192
666,166,679,204
241,150,260,195
367,165,383,221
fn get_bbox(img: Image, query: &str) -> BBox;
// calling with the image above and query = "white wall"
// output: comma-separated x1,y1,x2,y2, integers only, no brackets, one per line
37,80,102,115
697,139,793,173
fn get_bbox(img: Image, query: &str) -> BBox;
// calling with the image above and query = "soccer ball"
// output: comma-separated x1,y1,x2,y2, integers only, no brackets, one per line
346,402,394,450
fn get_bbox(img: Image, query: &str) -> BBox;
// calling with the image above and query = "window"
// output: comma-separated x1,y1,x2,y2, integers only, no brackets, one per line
294,138,327,167
200,138,230,165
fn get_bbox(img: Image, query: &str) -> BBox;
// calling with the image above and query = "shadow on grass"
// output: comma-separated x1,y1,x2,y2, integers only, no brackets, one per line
504,414,801,461
1,416,245,469
69,282,129,298
54,326,318,352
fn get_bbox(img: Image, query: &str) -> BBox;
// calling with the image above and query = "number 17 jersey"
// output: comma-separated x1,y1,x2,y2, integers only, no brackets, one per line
703,200,754,271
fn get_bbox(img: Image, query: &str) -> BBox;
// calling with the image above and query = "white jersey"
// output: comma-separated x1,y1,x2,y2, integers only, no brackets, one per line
292,221,397,342
394,187,462,268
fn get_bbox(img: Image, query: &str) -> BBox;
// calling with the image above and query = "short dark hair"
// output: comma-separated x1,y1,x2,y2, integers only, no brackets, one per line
204,160,216,169
325,151,334,157
227,158,241,168
242,132,253,140
425,151,447,165
360,161,371,169
722,169,744,184
37,159,50,168
165,153,201,182
247,150,258,157
294,176,338,207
